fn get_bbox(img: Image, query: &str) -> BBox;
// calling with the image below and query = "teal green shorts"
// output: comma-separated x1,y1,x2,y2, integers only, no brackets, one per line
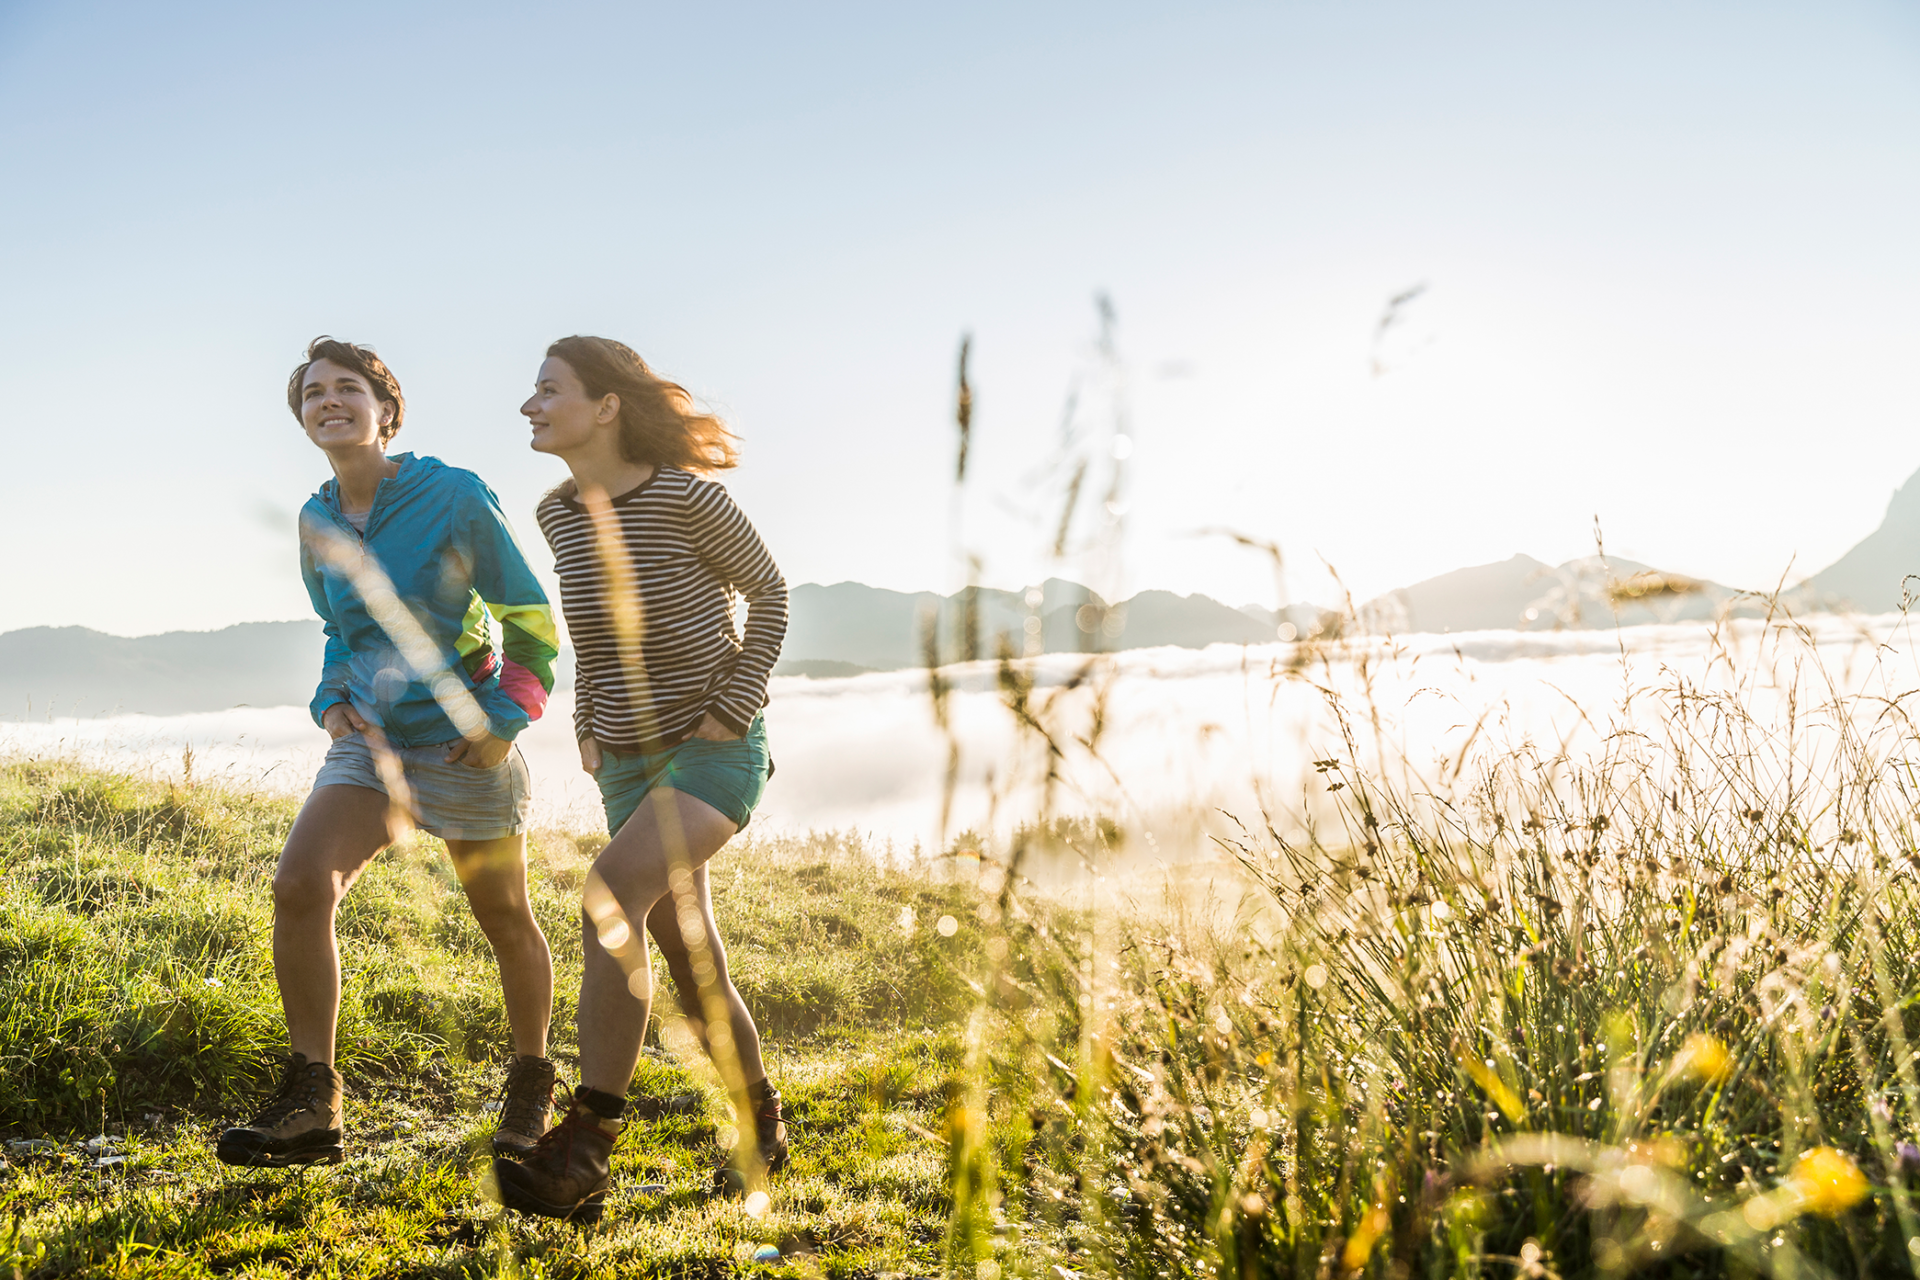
597,716,771,836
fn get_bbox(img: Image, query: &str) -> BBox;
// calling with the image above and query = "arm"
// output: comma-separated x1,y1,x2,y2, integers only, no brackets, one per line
575,667,603,775
457,477,557,743
299,520,357,732
573,663,598,743
686,479,789,738
488,602,559,724
535,494,602,774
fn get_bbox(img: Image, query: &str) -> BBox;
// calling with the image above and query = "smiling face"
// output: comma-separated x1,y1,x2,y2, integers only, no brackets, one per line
300,358,396,451
522,356,616,456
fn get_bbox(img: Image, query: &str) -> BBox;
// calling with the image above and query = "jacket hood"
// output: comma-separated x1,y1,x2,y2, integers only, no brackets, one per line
314,452,443,512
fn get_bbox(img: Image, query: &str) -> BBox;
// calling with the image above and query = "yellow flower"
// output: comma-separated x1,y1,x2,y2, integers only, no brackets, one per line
1675,1033,1732,1084
1787,1147,1869,1217
1340,1205,1391,1272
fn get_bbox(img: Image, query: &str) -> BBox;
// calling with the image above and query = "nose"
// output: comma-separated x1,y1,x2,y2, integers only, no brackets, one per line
520,395,539,419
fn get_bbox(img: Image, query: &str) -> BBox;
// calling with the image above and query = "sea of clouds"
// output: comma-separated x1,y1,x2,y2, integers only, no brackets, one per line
8,612,1919,858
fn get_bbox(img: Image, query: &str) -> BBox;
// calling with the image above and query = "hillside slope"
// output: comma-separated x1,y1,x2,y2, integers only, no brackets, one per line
1796,465,1920,612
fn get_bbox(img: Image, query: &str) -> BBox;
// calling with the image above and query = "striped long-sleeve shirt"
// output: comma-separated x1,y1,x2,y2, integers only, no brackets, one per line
535,466,788,752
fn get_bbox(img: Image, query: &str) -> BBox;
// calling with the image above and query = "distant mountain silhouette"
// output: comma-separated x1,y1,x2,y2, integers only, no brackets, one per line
782,578,1314,671
1795,465,1920,612
1,621,327,720
1235,601,1339,640
1,579,1313,718
1356,554,1753,635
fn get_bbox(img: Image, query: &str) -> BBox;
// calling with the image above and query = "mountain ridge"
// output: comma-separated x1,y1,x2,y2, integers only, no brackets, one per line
0,581,1310,721
10,462,1918,719
1792,466,1920,612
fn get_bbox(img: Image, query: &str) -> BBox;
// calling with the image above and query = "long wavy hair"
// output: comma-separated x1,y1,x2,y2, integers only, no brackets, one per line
548,336,740,474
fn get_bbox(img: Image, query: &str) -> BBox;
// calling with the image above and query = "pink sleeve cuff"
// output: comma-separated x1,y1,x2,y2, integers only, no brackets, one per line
499,659,550,721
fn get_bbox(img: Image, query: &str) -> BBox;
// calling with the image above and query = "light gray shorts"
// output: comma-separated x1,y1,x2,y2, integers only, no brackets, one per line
312,732,531,842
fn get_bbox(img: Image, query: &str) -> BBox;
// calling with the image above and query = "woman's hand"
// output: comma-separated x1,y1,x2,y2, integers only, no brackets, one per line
579,735,604,776
682,713,740,743
321,702,372,740
445,730,513,769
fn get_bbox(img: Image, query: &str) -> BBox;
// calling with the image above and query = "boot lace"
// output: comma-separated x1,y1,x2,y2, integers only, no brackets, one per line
519,1088,605,1175
496,1057,555,1137
248,1059,320,1130
752,1090,785,1141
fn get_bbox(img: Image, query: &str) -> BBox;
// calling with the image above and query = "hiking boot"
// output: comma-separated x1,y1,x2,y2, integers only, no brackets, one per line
217,1054,344,1168
494,1100,620,1224
712,1081,788,1196
491,1055,557,1157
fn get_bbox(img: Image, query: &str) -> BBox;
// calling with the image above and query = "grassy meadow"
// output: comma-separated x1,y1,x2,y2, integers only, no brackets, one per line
0,760,1036,1278
8,605,1920,1278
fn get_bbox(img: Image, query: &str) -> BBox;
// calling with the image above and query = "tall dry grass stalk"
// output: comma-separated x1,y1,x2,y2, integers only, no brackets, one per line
925,303,1920,1278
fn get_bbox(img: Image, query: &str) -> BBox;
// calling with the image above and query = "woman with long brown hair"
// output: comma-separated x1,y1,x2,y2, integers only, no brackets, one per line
493,336,789,1223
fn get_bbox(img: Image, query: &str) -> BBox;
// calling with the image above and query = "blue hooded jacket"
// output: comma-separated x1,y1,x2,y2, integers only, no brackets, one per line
298,453,560,748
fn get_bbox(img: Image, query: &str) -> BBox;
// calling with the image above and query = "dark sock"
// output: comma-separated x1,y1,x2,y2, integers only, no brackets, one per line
578,1087,627,1120
747,1078,779,1105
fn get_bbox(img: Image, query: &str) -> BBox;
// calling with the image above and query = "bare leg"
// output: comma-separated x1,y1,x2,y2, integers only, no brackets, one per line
643,865,767,1084
576,788,740,1096
272,785,398,1064
447,833,552,1058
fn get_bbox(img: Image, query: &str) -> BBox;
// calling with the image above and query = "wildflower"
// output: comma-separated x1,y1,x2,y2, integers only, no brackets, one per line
1675,1033,1731,1084
1894,1142,1920,1178
1340,1205,1390,1271
1787,1147,1869,1217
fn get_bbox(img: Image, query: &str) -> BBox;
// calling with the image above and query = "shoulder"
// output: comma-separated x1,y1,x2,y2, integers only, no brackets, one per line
296,490,349,536
673,468,735,508
535,482,577,524
654,466,700,494
535,485,588,551
415,457,490,500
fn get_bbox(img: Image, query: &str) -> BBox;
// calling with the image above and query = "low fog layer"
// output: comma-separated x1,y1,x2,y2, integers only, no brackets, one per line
6,614,1915,858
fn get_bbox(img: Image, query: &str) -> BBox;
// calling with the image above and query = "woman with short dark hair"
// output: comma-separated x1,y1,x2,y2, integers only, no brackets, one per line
216,337,562,1167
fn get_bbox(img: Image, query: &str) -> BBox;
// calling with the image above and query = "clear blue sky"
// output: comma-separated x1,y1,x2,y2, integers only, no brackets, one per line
4,1,1917,633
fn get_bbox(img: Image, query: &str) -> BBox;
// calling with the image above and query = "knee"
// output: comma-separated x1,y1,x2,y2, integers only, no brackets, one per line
271,864,338,918
580,905,639,965
466,889,537,943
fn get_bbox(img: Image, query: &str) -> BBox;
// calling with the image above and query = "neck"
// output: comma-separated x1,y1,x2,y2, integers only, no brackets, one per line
327,443,400,512
563,437,653,503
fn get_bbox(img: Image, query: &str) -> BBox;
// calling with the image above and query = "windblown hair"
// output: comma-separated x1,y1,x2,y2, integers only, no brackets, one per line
286,336,405,443
548,335,739,473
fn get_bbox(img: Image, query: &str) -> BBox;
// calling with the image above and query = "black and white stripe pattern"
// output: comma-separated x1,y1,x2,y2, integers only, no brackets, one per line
536,467,787,753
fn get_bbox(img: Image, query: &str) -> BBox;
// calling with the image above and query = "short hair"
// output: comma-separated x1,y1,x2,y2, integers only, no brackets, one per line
286,336,405,443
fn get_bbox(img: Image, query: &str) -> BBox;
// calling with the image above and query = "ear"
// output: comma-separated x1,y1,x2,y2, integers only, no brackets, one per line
377,400,397,428
597,393,621,427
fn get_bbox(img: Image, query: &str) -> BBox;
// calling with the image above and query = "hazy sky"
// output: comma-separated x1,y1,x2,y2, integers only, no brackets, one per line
4,1,1917,634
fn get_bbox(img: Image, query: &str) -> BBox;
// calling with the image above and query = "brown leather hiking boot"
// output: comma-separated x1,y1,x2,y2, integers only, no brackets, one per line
217,1054,344,1168
491,1055,557,1157
494,1100,620,1223
713,1081,788,1196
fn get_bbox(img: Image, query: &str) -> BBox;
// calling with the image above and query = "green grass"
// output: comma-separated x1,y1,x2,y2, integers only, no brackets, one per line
14,614,1920,1280
925,626,1920,1280
0,760,1044,1279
